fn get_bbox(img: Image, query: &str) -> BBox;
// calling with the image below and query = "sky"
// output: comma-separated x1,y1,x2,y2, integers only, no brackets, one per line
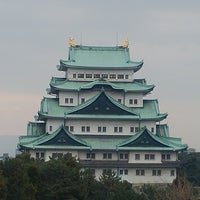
0,0,200,152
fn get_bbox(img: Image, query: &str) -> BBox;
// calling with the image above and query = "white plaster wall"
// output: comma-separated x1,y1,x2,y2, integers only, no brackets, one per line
46,119,64,133
129,151,162,164
59,91,78,106
65,119,141,135
125,93,143,107
67,68,134,82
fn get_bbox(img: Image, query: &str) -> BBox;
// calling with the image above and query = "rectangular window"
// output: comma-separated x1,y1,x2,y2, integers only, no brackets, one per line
130,127,134,133
117,74,124,79
136,169,145,176
86,153,90,159
157,170,161,176
94,74,100,78
150,154,155,160
109,74,116,79
102,74,108,78
70,126,74,132
141,170,145,176
162,154,165,160
167,154,171,160
108,153,112,159
49,126,52,131
36,152,39,159
86,126,90,132
78,74,84,78
152,170,161,176
129,99,133,104
170,170,175,176
136,169,140,176
73,74,76,78
81,126,85,132
98,126,101,132
119,127,123,132
70,98,73,103
65,98,68,103
125,75,129,79
118,99,122,103
119,169,123,175
103,153,112,159
114,127,118,133
135,127,139,133
135,154,140,160
103,153,107,159
86,74,92,78
103,127,106,132
86,153,95,159
152,170,156,176
134,99,138,104
145,154,150,160
151,127,154,133
120,153,124,159
81,98,85,103
125,153,128,159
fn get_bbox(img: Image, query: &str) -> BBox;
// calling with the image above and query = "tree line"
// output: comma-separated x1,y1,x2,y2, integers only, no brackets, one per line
0,153,197,200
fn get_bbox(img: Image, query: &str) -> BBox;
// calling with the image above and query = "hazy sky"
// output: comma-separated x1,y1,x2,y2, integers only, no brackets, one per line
0,1,200,151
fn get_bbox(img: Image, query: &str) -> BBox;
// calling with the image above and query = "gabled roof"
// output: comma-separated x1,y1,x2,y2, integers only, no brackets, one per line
57,45,143,71
18,125,91,150
117,127,187,151
37,94,166,121
18,126,187,152
48,77,154,95
67,90,139,116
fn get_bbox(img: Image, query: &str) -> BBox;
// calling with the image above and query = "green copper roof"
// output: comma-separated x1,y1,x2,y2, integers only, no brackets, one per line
58,46,143,71
38,91,166,121
18,125,91,150
18,126,187,151
48,77,154,94
117,127,187,151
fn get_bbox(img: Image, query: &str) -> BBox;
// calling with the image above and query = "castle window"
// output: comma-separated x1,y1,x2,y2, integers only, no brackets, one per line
136,169,145,176
78,74,84,78
110,74,116,79
81,126,85,132
81,98,85,103
134,99,138,104
135,154,140,160
102,74,108,78
130,127,134,133
73,74,76,78
170,170,175,176
94,74,100,78
120,153,128,160
145,154,155,160
129,99,133,104
70,98,73,103
151,127,154,132
118,99,122,103
86,153,95,159
66,126,74,132
86,74,92,78
135,127,139,133
152,170,161,176
103,153,112,159
119,169,128,175
114,127,123,133
65,98,68,103
125,75,129,79
117,74,124,79
49,126,52,131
